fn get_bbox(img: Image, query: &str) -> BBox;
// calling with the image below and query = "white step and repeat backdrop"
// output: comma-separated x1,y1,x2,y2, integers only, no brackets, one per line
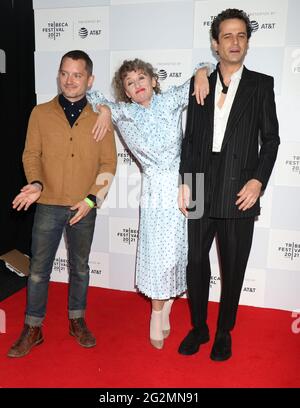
33,0,300,312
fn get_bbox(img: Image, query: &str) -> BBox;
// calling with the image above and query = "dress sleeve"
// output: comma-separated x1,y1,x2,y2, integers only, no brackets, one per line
87,90,124,124
193,61,215,76
162,62,215,110
162,79,191,110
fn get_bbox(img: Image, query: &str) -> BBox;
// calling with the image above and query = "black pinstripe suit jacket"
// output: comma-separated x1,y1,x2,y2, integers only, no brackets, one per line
179,66,280,219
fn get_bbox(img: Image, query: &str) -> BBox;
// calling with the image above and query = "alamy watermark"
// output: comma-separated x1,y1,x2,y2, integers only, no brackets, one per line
0,309,6,333
0,49,6,74
96,170,204,219
291,48,300,74
291,309,300,334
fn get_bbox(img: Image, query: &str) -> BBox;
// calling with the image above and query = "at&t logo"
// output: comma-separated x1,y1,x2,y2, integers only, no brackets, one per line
250,20,276,32
250,20,259,32
157,69,167,81
157,69,182,81
78,27,88,39
78,27,102,39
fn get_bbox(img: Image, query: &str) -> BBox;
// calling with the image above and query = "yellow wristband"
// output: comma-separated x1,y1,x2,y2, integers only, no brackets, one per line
84,197,95,208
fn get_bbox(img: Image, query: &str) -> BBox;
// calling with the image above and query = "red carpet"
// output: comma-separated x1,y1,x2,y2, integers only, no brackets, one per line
0,282,299,388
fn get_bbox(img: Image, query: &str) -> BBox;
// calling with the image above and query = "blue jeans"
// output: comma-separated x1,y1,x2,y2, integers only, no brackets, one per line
25,204,96,327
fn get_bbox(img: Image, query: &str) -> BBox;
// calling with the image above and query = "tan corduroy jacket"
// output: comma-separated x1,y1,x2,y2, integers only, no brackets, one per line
23,96,117,206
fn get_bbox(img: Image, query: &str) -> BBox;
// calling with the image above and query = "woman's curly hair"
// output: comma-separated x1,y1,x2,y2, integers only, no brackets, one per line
113,58,161,103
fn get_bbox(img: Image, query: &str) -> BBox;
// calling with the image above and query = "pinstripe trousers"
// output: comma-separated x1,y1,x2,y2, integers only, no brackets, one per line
187,153,255,333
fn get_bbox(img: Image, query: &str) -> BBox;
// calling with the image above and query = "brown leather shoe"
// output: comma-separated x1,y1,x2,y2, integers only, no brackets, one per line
69,318,96,348
7,324,43,358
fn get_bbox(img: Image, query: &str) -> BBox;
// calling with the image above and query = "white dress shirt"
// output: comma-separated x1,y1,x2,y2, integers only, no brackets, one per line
212,65,244,152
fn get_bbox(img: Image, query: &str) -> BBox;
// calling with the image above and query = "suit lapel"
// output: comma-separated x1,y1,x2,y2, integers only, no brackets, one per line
221,67,257,151
207,70,217,135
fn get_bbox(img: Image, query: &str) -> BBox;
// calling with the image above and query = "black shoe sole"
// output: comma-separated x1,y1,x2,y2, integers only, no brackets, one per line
178,335,210,356
210,350,232,361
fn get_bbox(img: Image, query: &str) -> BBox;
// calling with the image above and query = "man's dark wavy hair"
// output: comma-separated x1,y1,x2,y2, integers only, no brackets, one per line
210,8,252,42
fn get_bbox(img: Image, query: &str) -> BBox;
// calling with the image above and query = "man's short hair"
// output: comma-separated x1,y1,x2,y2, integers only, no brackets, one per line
59,50,93,76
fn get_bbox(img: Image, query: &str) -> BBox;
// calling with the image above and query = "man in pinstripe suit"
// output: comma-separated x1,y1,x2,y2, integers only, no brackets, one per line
178,9,280,361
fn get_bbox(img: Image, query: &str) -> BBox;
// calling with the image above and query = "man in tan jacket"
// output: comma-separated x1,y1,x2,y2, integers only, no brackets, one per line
7,50,117,358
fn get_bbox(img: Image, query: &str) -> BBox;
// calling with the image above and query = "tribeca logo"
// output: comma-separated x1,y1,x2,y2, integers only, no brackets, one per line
117,228,138,246
41,21,69,40
0,309,6,334
291,309,300,334
53,256,69,273
291,49,300,74
117,148,134,166
277,242,300,261
202,15,216,28
285,155,300,175
210,275,220,288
